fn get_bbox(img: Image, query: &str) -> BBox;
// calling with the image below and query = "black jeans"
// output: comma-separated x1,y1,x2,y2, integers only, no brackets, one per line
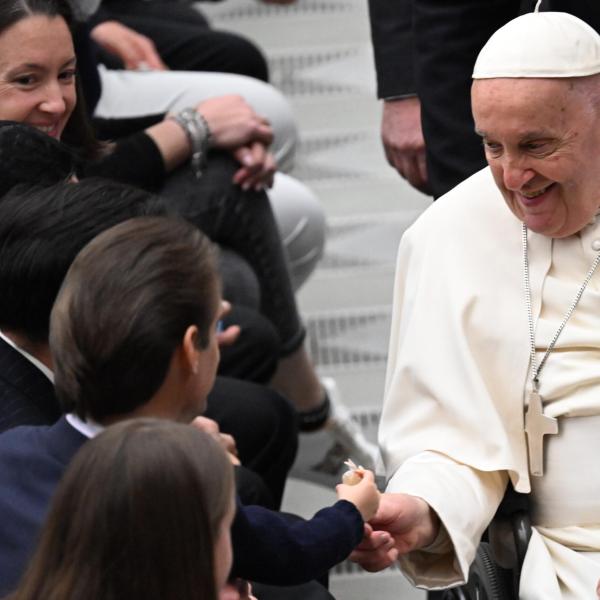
161,152,305,356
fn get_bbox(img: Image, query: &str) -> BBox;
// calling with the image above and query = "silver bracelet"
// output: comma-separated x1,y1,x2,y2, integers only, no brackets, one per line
170,108,212,179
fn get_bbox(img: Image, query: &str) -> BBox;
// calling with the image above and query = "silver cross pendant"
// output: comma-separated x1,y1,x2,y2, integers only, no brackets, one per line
525,389,558,477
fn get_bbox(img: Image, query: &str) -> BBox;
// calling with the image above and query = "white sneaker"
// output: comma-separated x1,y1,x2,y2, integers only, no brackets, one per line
315,377,380,473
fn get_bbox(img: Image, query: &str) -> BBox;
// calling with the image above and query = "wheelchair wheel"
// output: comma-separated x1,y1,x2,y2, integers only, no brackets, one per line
439,543,512,600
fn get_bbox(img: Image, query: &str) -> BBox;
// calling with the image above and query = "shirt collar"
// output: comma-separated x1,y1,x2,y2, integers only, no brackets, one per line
0,330,54,383
66,412,104,439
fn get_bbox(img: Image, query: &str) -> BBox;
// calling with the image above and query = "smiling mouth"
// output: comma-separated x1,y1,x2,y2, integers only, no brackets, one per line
32,124,59,137
521,184,553,199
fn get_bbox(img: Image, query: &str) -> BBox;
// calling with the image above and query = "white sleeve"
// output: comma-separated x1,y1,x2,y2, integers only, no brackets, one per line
386,451,509,589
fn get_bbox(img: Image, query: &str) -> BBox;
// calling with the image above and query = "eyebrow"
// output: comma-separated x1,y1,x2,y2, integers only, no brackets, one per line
7,56,77,72
474,128,552,140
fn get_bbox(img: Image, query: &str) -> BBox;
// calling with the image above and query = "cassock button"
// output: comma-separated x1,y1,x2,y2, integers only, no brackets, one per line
593,239,600,251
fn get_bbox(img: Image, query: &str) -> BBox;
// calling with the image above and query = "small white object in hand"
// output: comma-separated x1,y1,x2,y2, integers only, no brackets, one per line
342,459,365,486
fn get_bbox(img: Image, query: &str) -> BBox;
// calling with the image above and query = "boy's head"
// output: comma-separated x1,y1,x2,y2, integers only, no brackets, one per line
50,216,221,423
0,178,166,343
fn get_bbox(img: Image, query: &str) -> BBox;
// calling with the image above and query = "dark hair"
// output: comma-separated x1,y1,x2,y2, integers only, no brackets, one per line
0,121,79,198
0,0,73,33
0,178,166,342
9,418,234,600
50,217,219,421
0,0,101,159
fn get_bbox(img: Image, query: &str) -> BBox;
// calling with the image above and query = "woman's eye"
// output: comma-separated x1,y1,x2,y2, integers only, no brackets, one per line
59,69,76,82
13,74,35,86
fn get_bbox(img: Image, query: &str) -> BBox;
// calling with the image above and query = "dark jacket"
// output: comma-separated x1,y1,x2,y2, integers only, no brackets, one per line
0,338,59,433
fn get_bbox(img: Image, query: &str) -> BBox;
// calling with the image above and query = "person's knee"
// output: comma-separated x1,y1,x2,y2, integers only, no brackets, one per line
219,32,269,82
269,174,326,289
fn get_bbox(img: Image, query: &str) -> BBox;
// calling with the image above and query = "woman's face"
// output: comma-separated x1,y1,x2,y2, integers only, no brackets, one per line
0,15,76,139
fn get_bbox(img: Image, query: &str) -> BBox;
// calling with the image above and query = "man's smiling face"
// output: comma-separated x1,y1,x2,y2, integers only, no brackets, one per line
472,76,600,238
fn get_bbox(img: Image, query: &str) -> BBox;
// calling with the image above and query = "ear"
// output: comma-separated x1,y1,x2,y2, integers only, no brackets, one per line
181,325,200,374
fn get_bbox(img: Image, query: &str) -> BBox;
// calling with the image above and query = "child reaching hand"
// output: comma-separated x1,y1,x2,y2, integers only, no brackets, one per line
231,461,382,586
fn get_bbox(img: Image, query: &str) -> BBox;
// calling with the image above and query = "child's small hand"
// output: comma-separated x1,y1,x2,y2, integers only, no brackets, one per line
336,469,380,522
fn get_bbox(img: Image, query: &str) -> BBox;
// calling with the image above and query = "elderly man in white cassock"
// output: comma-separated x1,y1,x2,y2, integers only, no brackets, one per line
351,7,600,600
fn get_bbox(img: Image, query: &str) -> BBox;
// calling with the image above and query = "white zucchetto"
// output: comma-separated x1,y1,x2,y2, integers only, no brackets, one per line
473,12,600,79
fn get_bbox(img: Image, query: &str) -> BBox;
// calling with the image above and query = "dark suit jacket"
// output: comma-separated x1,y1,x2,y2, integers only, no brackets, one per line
0,417,85,594
0,418,362,595
368,0,415,99
0,338,60,433
368,0,600,198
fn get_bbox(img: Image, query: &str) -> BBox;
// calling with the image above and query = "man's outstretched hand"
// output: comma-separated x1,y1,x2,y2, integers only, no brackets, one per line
350,492,440,572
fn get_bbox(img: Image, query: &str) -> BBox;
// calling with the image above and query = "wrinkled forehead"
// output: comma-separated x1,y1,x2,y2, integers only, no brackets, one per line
470,76,597,139
472,76,574,108
471,75,600,127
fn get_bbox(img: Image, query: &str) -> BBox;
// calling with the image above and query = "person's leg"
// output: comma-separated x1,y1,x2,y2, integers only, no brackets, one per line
268,173,326,291
218,248,261,310
206,377,298,509
234,465,276,509
218,304,281,385
160,152,304,352
99,1,269,81
95,68,297,170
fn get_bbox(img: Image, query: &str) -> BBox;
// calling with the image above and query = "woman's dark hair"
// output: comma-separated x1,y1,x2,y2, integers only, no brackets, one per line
50,216,220,421
8,418,234,600
0,0,101,159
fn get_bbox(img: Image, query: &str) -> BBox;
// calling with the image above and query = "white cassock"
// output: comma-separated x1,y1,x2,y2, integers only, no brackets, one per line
379,166,600,598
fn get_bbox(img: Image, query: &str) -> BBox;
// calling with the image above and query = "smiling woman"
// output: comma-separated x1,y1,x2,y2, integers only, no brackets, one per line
0,0,99,156
0,16,76,139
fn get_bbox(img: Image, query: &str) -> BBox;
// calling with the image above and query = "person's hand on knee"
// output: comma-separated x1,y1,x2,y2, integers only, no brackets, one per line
196,96,273,150
232,143,277,191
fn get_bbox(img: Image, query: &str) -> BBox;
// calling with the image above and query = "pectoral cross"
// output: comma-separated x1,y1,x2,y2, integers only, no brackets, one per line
525,388,558,477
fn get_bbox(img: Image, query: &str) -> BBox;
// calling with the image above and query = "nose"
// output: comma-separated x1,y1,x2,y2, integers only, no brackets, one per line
501,156,536,191
39,81,66,117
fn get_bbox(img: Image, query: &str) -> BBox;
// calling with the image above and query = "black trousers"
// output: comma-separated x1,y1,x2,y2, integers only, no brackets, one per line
218,304,279,384
98,0,269,81
161,153,305,356
205,377,298,510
